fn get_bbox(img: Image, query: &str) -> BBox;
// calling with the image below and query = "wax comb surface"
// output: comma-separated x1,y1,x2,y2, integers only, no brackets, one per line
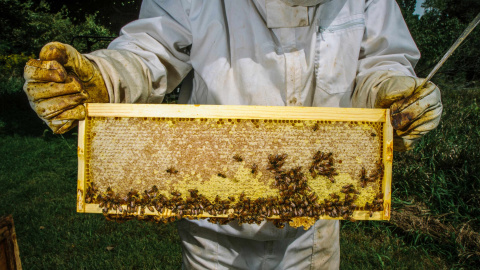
77,104,393,229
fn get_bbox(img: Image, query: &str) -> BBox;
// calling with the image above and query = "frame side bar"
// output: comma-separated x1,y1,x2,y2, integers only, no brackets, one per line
382,109,393,220
77,120,86,213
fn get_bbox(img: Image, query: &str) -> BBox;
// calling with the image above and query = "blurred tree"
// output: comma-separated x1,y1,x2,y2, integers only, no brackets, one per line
0,0,113,94
422,0,480,81
423,0,480,23
397,0,479,82
28,0,143,34
420,0,480,82
2,0,478,83
397,0,417,14
0,0,113,55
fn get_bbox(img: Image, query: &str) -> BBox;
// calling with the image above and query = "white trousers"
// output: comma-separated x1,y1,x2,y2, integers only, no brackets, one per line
177,219,340,270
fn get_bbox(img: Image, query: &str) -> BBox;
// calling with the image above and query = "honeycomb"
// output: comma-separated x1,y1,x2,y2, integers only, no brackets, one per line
77,104,391,229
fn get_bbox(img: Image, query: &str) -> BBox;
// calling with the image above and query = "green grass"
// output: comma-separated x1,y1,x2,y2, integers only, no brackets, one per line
340,222,449,269
393,88,480,220
0,134,182,269
1,84,479,269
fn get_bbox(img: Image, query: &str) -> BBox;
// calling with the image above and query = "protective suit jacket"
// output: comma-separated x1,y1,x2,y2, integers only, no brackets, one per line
85,0,420,269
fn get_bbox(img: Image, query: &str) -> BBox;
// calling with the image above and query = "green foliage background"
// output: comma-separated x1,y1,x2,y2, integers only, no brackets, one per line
0,0,114,97
0,0,479,269
399,0,480,82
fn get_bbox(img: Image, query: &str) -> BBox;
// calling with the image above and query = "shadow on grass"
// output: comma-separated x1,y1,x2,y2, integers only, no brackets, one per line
1,92,47,136
0,92,79,140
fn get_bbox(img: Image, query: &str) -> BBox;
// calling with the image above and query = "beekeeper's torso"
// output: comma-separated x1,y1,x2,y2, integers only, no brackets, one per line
83,0,420,268
93,0,419,108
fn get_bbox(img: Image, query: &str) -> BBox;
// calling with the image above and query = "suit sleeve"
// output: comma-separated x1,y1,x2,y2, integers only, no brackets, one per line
84,0,193,104
351,0,420,108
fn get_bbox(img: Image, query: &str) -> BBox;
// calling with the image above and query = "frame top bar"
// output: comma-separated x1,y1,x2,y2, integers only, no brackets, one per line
86,103,387,122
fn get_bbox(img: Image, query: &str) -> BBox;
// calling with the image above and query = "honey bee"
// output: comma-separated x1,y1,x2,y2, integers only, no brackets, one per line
95,194,103,202
251,163,258,174
267,153,287,171
106,187,114,198
219,219,230,225
330,193,340,200
310,151,338,182
313,151,323,161
218,173,227,178
188,189,199,197
360,167,368,188
312,122,319,131
171,191,181,197
369,162,384,180
89,182,98,192
166,166,179,174
233,154,243,162
328,175,336,183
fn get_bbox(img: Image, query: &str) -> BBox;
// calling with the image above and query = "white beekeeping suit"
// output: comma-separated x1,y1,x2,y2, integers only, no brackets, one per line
81,0,419,269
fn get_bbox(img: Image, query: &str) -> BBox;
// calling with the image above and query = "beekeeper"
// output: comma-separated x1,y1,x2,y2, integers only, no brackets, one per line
23,0,442,268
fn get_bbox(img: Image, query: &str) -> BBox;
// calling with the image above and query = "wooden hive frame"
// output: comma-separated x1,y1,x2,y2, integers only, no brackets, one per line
77,103,393,229
0,215,22,270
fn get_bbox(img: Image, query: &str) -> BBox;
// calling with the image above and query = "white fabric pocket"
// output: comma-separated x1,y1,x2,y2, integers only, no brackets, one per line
314,14,365,94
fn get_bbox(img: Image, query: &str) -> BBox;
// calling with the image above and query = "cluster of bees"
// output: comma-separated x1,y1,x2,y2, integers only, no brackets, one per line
86,151,385,227
211,193,288,226
266,152,358,226
308,151,339,183
365,192,384,217
359,161,384,188
86,184,167,216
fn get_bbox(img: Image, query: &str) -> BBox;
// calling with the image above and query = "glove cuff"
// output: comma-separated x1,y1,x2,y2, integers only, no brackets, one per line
351,70,406,109
82,61,109,103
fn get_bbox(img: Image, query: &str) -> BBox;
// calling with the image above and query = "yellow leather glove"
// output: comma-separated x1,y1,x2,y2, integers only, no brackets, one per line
375,76,443,151
24,42,109,134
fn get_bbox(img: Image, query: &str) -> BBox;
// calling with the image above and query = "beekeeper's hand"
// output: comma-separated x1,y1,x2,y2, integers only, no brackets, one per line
375,76,442,151
24,42,109,134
